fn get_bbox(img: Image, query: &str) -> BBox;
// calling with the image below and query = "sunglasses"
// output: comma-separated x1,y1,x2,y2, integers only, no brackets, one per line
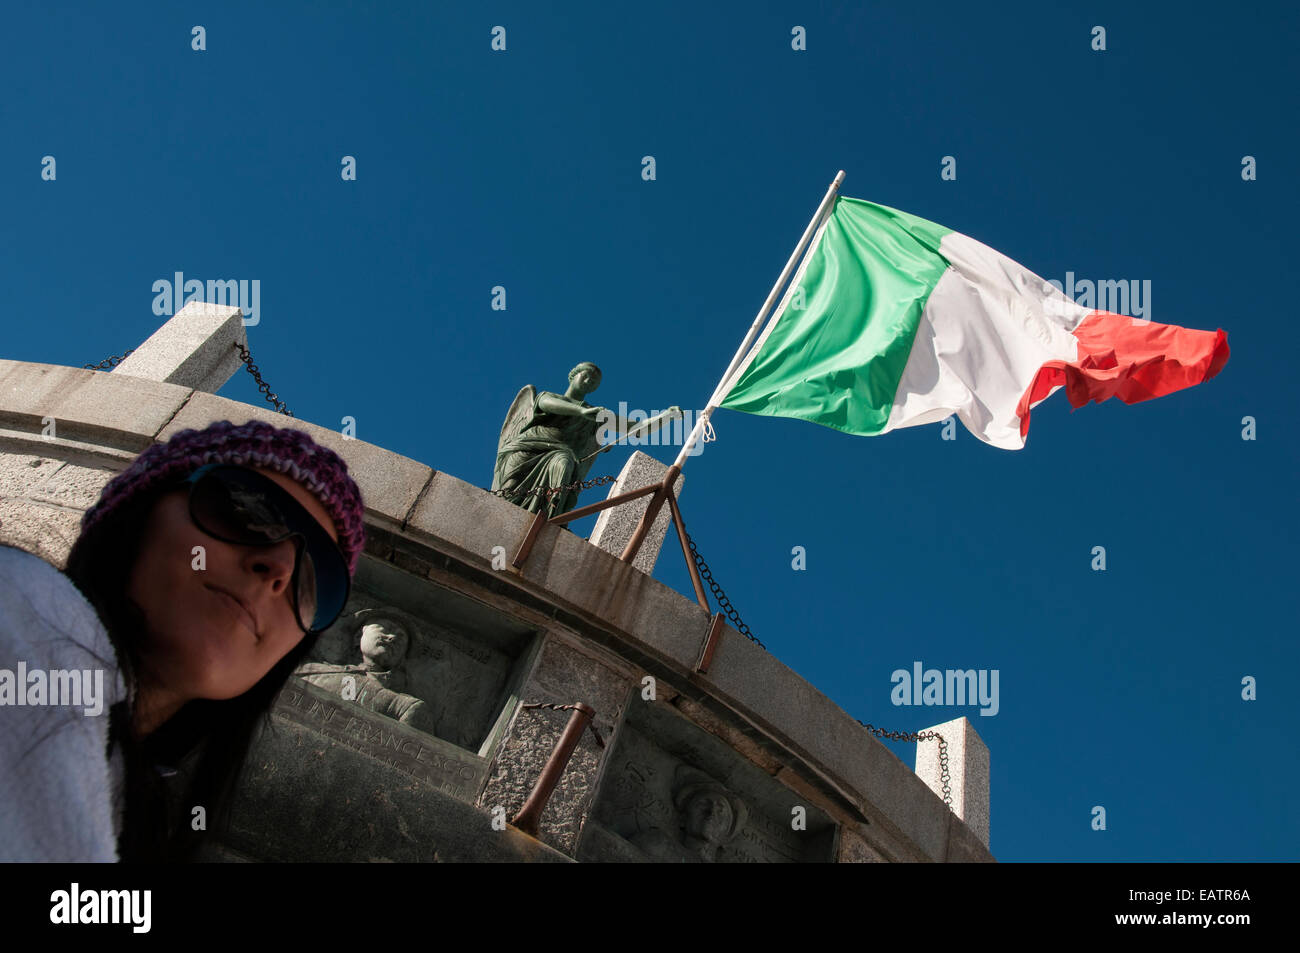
178,464,350,634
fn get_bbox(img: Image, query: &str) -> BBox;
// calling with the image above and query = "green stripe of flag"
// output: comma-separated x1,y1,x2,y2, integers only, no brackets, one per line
719,197,954,435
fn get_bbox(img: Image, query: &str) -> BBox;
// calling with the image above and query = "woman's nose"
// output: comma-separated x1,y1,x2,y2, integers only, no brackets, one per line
244,537,299,592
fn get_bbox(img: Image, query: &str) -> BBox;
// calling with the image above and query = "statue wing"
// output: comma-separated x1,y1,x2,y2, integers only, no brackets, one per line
497,385,537,455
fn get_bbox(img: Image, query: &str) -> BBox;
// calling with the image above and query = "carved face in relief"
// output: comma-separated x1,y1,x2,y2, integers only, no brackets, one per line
359,619,409,669
684,789,734,845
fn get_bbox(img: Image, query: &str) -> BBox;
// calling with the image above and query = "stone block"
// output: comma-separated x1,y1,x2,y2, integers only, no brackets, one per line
27,461,116,511
156,392,433,529
0,498,82,568
838,826,889,863
588,451,684,575
113,302,247,393
915,715,990,848
405,469,536,565
219,698,570,863
701,619,962,862
408,472,708,671
0,452,62,499
0,360,192,452
515,514,710,671
478,637,631,856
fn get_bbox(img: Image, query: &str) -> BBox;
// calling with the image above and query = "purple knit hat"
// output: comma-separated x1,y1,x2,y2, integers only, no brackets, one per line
80,420,366,575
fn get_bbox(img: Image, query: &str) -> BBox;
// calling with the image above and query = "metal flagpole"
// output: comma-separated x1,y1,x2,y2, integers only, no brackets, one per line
508,170,849,596
673,169,845,468
615,170,846,564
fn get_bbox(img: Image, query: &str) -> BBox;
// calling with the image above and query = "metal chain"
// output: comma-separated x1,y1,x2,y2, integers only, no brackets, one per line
490,472,763,648
520,702,605,748
233,342,294,417
83,348,136,370
502,484,951,813
88,342,293,416
488,472,618,503
858,721,952,807
684,531,763,648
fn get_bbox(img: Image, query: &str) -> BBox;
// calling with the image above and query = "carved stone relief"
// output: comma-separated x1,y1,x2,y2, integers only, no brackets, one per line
579,698,838,862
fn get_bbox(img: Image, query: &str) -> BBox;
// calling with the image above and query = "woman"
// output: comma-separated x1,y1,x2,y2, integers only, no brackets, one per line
0,419,365,861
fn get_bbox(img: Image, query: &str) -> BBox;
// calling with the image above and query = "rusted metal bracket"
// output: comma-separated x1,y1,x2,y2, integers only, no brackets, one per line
696,612,727,674
665,486,709,610
510,481,661,569
507,464,712,613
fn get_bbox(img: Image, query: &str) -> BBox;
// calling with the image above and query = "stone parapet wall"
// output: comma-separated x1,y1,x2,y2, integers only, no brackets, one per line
0,358,993,862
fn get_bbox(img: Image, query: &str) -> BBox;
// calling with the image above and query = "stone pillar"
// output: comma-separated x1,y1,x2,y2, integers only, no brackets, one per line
478,638,632,856
587,450,684,575
112,302,247,393
915,716,990,848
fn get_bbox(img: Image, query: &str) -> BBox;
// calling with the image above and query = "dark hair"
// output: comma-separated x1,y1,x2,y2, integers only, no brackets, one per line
64,479,323,862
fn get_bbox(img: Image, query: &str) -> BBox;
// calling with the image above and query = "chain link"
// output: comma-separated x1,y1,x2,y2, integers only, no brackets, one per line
233,342,294,417
684,531,763,648
520,702,605,748
83,348,136,370
86,342,295,418
488,472,618,503
858,721,952,806
496,478,954,812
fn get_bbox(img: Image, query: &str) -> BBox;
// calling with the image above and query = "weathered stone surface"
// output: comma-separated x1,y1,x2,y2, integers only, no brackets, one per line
838,826,889,863
580,696,838,862
219,700,570,863
670,694,784,776
155,391,432,530
411,469,708,671
0,452,61,499
478,637,632,856
274,680,490,801
588,451,684,575
916,715,990,848
112,302,247,393
700,619,966,862
406,469,535,563
0,498,82,568
0,360,192,452
944,809,996,862
615,570,710,671
515,513,710,671
26,461,115,511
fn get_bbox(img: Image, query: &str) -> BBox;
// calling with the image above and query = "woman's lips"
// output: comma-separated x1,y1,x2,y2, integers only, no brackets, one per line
208,585,259,638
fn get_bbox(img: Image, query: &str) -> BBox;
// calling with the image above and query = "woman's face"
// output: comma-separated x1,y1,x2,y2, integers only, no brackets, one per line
126,466,340,704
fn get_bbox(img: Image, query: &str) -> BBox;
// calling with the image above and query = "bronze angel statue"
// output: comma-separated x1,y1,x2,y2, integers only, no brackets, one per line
492,362,681,519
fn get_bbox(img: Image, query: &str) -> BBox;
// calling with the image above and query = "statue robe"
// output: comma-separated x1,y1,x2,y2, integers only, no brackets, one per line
493,389,601,518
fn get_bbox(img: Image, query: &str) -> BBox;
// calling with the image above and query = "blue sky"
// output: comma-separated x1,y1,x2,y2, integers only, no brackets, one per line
3,1,1295,861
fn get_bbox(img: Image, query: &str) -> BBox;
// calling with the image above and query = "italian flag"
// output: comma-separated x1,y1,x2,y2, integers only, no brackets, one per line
718,197,1229,449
